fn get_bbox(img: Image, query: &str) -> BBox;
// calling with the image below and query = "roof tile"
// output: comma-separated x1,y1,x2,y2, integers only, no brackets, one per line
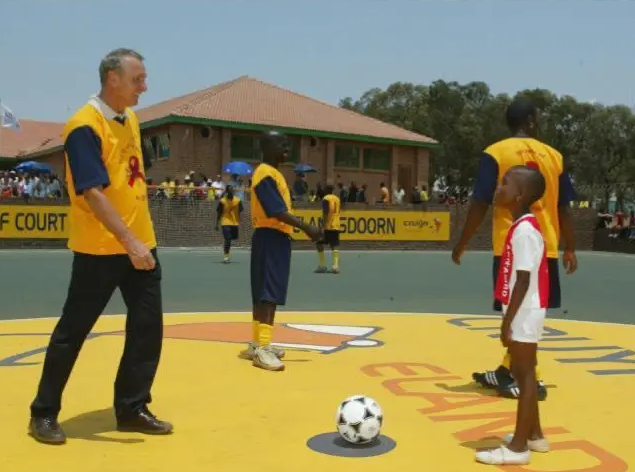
0,120,64,159
137,76,437,144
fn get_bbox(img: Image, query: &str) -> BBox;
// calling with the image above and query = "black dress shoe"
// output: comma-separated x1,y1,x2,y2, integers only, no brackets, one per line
28,417,67,444
116,408,173,435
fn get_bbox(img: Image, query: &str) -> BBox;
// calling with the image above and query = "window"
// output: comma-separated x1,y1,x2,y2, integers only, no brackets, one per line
231,134,300,162
157,133,170,159
286,137,300,163
363,147,391,171
142,133,170,161
231,135,261,161
334,144,360,168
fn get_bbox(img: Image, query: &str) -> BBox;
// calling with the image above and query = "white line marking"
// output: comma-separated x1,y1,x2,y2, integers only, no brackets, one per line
0,311,632,328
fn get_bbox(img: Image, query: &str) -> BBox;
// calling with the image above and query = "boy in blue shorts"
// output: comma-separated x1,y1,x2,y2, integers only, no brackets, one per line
215,184,243,263
239,130,322,371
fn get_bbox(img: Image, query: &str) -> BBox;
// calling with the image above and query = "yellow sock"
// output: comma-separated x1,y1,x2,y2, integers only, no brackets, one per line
332,250,340,269
258,323,273,347
318,250,326,266
252,321,260,343
502,351,542,380
502,352,511,369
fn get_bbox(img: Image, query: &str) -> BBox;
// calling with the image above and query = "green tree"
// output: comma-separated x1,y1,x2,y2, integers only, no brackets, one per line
340,79,635,207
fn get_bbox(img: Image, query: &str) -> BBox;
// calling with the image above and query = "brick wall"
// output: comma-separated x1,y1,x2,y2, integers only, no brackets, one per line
0,199,598,251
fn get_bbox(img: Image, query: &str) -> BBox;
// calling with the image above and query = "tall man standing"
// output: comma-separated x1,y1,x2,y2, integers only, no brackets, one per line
452,98,578,401
28,48,172,444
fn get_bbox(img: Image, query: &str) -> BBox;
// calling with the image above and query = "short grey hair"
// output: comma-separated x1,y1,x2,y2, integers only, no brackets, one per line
99,48,144,85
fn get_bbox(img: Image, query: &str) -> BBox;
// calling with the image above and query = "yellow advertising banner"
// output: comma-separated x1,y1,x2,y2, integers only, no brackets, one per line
291,209,450,241
0,205,70,239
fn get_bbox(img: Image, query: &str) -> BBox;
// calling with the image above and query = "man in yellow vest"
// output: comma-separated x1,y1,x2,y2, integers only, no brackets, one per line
452,98,578,402
240,130,323,371
215,184,243,263
315,184,342,274
28,48,172,445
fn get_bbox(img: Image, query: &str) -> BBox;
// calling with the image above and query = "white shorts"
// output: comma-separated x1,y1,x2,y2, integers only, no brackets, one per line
504,307,546,344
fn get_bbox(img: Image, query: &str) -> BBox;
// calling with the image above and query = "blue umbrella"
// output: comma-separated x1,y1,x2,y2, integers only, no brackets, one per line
293,163,316,174
14,160,53,174
223,161,253,176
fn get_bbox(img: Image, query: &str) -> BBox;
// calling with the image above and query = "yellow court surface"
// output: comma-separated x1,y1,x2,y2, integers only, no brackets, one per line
0,312,632,472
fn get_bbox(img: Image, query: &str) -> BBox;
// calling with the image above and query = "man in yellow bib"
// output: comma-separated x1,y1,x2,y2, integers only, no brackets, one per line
240,130,322,371
28,49,172,444
315,184,342,274
215,184,243,263
453,98,578,402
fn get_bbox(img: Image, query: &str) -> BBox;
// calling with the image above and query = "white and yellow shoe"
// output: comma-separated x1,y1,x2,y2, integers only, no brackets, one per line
239,342,285,360
253,345,285,371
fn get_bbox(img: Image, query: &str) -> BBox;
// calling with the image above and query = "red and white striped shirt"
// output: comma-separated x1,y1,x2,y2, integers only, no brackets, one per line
495,214,550,310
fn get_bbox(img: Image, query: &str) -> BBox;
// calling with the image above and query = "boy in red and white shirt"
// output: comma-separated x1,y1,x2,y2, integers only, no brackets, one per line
476,165,550,466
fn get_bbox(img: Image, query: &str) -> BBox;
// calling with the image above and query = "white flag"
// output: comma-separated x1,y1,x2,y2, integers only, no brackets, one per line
1,103,21,130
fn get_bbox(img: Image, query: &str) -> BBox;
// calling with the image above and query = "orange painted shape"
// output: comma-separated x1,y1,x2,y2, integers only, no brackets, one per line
111,321,368,349
361,362,452,377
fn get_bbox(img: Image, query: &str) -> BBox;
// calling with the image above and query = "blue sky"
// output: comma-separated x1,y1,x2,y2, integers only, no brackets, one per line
1,0,633,122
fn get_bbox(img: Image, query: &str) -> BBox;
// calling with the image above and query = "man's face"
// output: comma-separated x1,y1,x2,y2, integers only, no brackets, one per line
110,56,147,107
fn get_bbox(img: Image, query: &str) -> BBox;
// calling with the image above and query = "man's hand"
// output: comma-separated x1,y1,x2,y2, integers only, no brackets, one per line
452,242,466,265
304,224,324,243
562,249,577,275
123,237,156,271
500,319,512,348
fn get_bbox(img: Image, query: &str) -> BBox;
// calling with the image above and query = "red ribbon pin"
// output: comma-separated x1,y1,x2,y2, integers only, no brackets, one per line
128,156,145,186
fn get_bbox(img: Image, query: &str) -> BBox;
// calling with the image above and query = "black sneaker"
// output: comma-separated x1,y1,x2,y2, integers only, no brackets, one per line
116,407,173,435
498,380,548,401
472,365,514,389
28,417,67,444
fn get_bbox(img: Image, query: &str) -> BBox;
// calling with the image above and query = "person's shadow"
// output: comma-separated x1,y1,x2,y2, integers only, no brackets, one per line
60,408,144,444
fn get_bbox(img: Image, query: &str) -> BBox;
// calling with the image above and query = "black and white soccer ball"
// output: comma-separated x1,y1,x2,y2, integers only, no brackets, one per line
335,395,383,444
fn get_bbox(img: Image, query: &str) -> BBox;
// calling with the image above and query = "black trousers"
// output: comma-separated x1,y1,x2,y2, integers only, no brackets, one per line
30,249,163,420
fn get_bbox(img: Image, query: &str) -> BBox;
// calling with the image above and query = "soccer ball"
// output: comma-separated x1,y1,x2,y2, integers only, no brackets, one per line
335,395,383,444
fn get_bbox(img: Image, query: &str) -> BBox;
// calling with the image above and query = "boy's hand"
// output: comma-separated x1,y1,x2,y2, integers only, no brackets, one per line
500,319,512,348
451,242,466,265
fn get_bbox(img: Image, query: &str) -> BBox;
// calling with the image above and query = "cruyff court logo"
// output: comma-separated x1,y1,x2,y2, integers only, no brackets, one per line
0,322,384,366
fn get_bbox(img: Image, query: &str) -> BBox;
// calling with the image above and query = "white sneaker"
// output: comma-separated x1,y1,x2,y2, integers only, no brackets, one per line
475,446,531,465
253,346,285,371
503,433,549,452
239,342,285,360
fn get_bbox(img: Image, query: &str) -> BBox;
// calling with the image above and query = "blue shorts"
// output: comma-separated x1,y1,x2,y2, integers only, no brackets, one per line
492,256,561,311
251,228,292,306
222,225,239,241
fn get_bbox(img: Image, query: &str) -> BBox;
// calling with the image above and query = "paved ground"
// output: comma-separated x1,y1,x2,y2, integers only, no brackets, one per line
0,249,630,324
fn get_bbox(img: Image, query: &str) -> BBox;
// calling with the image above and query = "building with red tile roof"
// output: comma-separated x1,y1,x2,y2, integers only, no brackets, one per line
7,76,438,198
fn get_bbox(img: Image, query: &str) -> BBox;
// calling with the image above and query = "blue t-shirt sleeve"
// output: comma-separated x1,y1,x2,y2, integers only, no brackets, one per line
254,177,288,217
321,200,329,213
472,152,499,204
558,172,576,207
64,126,109,195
